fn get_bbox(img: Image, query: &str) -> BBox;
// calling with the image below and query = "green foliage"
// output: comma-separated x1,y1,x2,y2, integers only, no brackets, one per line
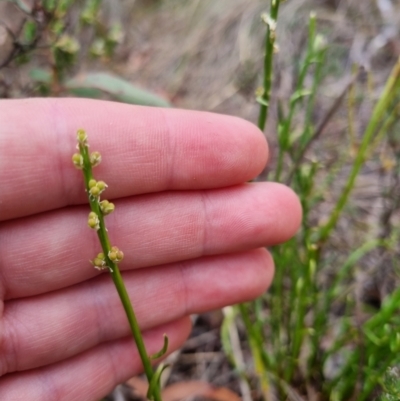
231,2,400,400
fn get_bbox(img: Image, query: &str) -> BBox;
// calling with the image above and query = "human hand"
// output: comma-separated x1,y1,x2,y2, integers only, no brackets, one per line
0,98,301,400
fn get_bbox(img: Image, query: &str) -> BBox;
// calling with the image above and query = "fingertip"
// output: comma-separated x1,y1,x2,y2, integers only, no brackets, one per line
230,248,275,302
254,182,302,245
217,114,269,180
253,247,275,295
163,108,269,186
272,183,303,241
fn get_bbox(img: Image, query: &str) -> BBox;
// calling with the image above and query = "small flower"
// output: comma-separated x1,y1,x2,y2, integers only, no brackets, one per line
88,179,108,197
100,200,115,215
90,151,102,167
72,153,84,169
96,181,107,191
89,185,100,197
76,129,88,145
108,246,124,264
91,252,111,271
88,211,100,230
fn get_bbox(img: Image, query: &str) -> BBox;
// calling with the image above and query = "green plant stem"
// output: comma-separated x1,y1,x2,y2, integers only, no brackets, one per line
318,57,400,243
110,269,157,387
274,13,317,182
285,73,358,185
369,101,400,156
258,0,281,131
238,303,274,371
78,141,162,401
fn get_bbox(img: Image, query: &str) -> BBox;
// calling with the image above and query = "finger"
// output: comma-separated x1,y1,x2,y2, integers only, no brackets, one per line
0,98,268,221
0,317,191,401
0,182,301,299
0,249,273,375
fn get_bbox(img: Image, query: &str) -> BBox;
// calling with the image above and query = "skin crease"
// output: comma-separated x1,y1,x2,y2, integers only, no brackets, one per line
0,98,302,401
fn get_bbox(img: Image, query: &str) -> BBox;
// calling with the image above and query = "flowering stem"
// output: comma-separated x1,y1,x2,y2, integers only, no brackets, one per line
73,130,163,401
257,0,281,132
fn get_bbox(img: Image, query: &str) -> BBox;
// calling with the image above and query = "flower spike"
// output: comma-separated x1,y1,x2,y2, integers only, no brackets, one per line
74,130,164,401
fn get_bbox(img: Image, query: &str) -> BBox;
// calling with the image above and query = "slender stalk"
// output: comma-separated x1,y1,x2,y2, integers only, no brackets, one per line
258,0,281,131
274,13,318,182
73,131,162,401
347,64,358,155
318,57,400,243
238,303,274,370
238,2,282,396
285,72,358,185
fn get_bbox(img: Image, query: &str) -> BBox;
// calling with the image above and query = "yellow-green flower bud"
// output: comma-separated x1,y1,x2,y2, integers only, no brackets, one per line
88,211,100,230
96,181,107,191
77,129,88,145
108,246,124,263
90,151,102,167
100,200,115,215
91,252,108,270
89,186,100,197
88,180,107,197
72,153,84,169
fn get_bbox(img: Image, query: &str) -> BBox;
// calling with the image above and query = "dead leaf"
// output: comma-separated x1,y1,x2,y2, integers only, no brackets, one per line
126,377,242,401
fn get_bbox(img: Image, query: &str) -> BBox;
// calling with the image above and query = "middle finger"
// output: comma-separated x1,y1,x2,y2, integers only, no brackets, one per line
0,182,300,299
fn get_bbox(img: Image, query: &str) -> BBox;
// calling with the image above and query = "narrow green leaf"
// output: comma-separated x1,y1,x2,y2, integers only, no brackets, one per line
149,334,168,360
290,89,312,104
67,87,104,99
66,72,171,107
256,96,269,107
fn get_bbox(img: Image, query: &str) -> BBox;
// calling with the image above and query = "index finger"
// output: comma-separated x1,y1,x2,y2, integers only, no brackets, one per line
0,98,268,221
